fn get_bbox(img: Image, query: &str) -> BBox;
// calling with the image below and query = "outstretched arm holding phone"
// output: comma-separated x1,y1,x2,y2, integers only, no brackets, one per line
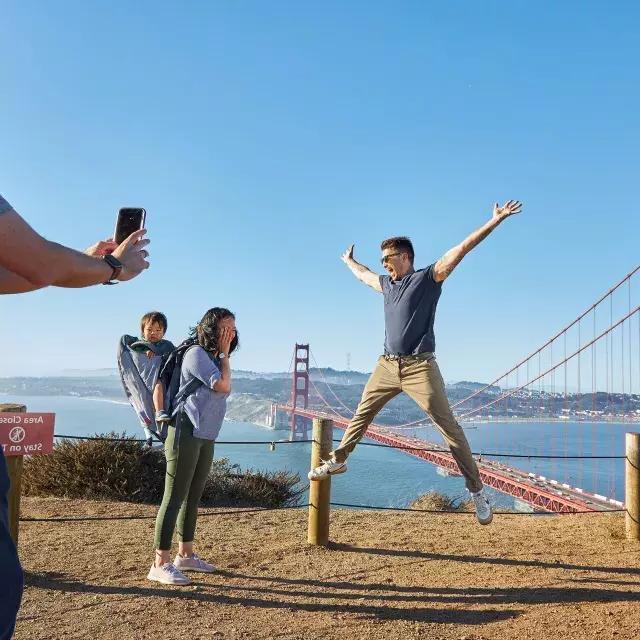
0,198,150,294
0,191,151,640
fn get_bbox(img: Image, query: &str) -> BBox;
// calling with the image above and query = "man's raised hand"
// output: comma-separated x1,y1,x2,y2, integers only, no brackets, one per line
341,244,355,264
493,200,523,221
111,229,150,281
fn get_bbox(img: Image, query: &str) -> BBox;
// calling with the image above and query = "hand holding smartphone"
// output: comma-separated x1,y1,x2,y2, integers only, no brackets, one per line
114,208,146,245
102,207,150,283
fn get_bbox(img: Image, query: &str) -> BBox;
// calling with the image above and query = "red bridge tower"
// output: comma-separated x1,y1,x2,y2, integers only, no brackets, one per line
290,343,310,441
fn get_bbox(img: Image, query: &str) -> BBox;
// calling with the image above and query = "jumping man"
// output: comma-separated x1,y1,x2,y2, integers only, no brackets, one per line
308,199,523,525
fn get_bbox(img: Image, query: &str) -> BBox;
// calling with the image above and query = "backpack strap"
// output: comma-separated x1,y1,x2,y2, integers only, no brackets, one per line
171,377,204,414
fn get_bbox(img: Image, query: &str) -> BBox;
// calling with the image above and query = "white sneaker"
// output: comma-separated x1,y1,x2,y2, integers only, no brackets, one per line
147,562,191,585
308,458,347,481
174,553,215,573
471,489,493,525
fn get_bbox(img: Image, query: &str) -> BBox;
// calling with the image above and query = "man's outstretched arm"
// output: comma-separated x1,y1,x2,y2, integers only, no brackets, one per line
341,244,383,292
433,200,522,283
0,202,150,292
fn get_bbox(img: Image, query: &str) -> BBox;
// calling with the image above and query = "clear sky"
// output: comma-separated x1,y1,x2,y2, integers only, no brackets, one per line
1,1,638,382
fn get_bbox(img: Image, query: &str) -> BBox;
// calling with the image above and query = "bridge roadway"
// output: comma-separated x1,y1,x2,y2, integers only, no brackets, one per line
277,404,622,513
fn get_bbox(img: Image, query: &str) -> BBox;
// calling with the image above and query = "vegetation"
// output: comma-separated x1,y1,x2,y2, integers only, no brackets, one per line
410,491,473,512
22,432,304,508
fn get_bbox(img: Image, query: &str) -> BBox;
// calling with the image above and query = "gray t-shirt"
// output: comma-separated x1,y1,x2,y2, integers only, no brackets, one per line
177,345,228,440
0,194,13,215
379,264,442,356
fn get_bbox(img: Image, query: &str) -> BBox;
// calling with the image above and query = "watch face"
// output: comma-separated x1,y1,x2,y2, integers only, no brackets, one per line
105,254,122,268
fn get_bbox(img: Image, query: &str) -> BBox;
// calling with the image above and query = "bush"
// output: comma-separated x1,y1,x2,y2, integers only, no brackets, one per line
410,491,473,512
23,432,303,508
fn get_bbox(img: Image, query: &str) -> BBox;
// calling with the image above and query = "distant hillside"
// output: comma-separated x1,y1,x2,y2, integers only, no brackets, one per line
2,372,636,426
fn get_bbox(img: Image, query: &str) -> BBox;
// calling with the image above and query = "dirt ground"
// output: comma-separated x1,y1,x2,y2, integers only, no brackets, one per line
14,496,640,640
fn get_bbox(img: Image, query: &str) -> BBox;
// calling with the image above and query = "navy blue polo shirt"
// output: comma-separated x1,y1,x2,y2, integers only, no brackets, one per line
379,264,442,356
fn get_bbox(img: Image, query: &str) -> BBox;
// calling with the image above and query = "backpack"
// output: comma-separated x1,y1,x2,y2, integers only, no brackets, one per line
157,337,203,421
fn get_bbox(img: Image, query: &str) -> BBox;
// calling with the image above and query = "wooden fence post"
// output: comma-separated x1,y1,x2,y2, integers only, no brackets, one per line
1,404,27,545
307,418,333,546
626,432,640,541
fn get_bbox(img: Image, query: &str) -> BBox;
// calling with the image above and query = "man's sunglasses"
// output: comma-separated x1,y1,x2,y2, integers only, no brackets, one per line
380,252,403,265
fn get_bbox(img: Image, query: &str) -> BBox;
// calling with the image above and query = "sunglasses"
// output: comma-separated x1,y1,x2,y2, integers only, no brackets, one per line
380,252,403,265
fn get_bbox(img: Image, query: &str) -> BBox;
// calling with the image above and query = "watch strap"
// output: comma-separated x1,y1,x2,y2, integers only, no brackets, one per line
102,254,123,285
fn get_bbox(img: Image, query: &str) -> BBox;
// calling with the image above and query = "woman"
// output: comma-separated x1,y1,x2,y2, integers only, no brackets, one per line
147,307,238,585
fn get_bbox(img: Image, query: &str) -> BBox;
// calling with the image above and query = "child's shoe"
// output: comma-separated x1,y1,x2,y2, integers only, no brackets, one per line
155,410,171,424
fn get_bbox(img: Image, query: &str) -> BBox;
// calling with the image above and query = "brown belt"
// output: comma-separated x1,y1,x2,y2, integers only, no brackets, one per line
383,352,434,363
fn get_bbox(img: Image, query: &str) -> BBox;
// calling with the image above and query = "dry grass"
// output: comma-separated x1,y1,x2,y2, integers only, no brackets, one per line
411,490,473,512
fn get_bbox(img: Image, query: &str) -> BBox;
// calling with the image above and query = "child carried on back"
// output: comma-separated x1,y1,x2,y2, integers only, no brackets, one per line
118,311,175,449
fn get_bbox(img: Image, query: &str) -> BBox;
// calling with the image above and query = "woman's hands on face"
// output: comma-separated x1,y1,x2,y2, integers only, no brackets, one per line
218,326,235,354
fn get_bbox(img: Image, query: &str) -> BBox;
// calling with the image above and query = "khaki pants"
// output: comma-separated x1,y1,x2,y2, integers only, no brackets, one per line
331,355,483,493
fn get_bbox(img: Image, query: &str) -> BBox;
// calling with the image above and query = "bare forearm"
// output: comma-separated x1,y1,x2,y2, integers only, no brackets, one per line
459,216,502,256
40,240,113,287
214,357,232,393
0,266,44,293
346,258,382,291
0,210,112,288
434,217,502,282
347,257,371,280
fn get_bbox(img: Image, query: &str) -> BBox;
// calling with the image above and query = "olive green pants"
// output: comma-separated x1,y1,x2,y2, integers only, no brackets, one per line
154,414,215,550
331,355,483,493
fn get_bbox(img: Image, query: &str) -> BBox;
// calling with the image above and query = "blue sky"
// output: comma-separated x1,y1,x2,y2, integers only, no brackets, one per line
1,1,639,382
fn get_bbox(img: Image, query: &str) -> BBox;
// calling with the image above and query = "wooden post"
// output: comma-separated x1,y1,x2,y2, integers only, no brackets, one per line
308,418,333,546
626,432,640,541
1,404,26,545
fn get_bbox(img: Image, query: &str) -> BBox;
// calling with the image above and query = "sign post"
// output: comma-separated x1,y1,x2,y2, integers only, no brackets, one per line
0,404,55,544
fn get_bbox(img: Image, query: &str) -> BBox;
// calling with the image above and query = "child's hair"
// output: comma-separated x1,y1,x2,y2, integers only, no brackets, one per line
140,311,168,335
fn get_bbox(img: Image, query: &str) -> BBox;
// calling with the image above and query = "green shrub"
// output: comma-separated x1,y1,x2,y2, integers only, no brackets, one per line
410,491,473,512
23,432,303,508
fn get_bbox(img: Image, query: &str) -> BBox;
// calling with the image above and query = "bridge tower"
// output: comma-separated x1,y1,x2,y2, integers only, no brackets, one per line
290,343,310,441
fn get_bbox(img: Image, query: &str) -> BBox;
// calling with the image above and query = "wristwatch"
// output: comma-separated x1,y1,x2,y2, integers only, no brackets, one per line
218,352,227,360
102,254,123,285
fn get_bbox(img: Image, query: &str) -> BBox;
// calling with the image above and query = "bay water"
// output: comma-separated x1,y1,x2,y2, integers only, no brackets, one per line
2,394,636,510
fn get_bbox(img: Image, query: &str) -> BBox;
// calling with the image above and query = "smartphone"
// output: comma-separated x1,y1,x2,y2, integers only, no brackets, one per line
114,208,146,245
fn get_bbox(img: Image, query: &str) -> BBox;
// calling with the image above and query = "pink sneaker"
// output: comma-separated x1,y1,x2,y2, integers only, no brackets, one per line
147,562,190,585
174,553,216,573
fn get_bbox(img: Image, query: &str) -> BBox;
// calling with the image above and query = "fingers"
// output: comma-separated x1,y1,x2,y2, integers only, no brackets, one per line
496,200,523,215
118,228,147,250
341,244,354,261
505,200,523,213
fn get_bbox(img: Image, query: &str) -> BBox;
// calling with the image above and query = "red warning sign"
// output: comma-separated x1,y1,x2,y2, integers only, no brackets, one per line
0,413,55,457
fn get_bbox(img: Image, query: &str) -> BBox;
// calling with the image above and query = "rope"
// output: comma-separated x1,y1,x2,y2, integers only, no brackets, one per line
329,501,625,515
53,433,626,458
20,503,310,523
54,434,314,445
20,503,625,522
